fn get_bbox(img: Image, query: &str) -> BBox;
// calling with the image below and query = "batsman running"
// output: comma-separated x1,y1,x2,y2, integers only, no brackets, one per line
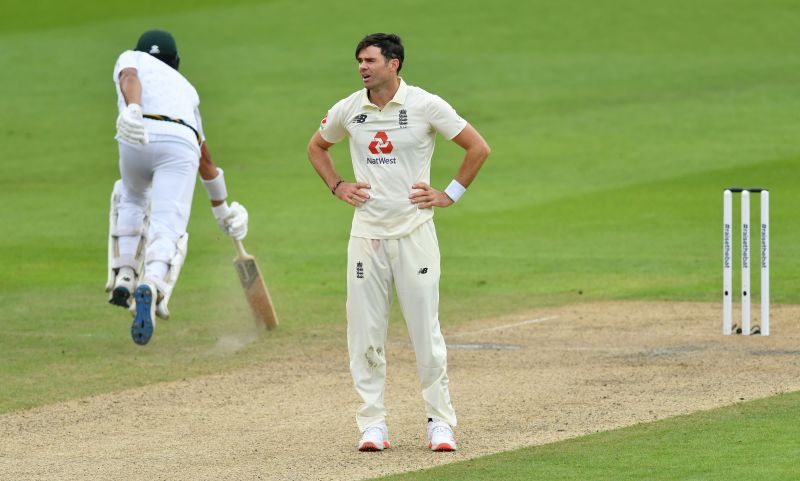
106,29,249,345
307,33,490,452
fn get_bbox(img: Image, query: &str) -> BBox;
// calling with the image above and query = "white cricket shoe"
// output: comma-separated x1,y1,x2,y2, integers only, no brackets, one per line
427,420,457,451
131,281,156,346
358,423,390,452
109,267,136,308
155,302,170,320
148,277,170,320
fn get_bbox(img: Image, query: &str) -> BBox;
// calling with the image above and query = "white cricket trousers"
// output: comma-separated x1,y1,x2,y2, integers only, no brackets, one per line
347,220,457,431
117,140,198,280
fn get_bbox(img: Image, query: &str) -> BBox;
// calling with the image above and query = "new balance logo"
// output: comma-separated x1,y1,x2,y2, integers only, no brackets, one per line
351,114,368,124
418,268,428,275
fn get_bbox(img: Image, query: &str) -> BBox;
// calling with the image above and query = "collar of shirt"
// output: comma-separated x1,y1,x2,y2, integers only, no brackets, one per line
359,77,408,109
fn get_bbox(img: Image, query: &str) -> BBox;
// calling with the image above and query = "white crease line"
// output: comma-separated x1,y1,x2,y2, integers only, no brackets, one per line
446,315,559,339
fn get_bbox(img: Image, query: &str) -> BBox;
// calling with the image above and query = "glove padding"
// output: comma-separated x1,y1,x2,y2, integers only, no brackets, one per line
116,103,149,145
212,201,248,240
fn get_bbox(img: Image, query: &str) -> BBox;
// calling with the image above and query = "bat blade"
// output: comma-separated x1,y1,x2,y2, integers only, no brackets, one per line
233,241,278,329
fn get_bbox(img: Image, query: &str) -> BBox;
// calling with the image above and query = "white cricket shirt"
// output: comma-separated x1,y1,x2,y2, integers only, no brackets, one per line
319,79,467,239
113,50,205,153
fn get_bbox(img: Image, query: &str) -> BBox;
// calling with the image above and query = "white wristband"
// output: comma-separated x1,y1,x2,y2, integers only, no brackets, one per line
202,168,228,201
211,202,231,219
444,179,466,202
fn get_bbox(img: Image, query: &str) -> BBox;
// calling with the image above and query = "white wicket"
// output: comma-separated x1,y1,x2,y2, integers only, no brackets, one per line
723,190,732,335
741,190,750,335
723,188,769,336
761,190,769,335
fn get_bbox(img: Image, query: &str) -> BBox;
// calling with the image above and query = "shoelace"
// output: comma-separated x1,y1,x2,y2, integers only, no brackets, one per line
430,424,452,438
363,426,385,440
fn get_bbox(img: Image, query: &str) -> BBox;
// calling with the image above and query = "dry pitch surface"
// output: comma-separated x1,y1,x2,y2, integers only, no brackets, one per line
2,301,800,480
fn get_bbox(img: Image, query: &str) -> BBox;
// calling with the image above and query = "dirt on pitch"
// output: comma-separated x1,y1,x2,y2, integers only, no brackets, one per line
3,301,800,480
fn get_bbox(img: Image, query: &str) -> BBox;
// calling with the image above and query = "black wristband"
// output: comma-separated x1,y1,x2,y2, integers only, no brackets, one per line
331,179,344,195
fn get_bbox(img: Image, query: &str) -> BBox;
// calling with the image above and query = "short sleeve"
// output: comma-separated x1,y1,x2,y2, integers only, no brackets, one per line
318,99,348,144
427,94,467,140
113,50,140,82
194,106,206,143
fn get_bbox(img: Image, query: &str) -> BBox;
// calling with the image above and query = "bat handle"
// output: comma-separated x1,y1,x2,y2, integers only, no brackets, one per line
233,238,248,257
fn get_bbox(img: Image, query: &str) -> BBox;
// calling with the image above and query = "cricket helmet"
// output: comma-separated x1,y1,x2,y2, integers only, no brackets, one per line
135,29,180,70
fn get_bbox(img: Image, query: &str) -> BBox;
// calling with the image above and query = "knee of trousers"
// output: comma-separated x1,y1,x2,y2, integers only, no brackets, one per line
145,232,182,264
413,333,448,368
350,343,387,371
416,351,448,373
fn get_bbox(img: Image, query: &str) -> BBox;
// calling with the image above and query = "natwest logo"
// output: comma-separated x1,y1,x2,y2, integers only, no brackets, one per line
368,131,394,154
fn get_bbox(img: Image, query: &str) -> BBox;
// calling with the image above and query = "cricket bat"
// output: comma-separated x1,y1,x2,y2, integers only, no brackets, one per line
233,238,278,329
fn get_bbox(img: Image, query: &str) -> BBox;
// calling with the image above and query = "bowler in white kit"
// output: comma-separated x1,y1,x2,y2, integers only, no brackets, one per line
307,33,491,452
107,30,249,345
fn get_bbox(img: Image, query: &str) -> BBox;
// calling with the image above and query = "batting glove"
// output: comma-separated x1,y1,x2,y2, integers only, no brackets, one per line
212,201,248,240
116,103,149,145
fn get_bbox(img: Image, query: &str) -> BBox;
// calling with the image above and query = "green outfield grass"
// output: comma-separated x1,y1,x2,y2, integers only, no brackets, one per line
1,0,799,478
377,391,800,481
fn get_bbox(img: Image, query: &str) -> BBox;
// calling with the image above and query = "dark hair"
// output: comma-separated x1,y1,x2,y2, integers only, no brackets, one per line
355,33,404,73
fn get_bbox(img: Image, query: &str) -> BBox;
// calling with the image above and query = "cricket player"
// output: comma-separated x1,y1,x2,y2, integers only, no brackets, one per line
107,29,248,346
307,33,491,451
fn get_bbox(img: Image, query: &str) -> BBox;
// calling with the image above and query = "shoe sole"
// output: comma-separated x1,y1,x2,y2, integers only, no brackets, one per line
109,286,131,308
358,441,390,452
430,442,456,452
131,285,154,345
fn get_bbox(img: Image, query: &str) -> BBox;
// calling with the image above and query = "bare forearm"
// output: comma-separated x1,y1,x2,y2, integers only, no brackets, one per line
306,131,370,206
307,144,342,191
454,145,490,187
451,124,491,187
198,142,218,180
119,69,142,106
198,142,225,206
